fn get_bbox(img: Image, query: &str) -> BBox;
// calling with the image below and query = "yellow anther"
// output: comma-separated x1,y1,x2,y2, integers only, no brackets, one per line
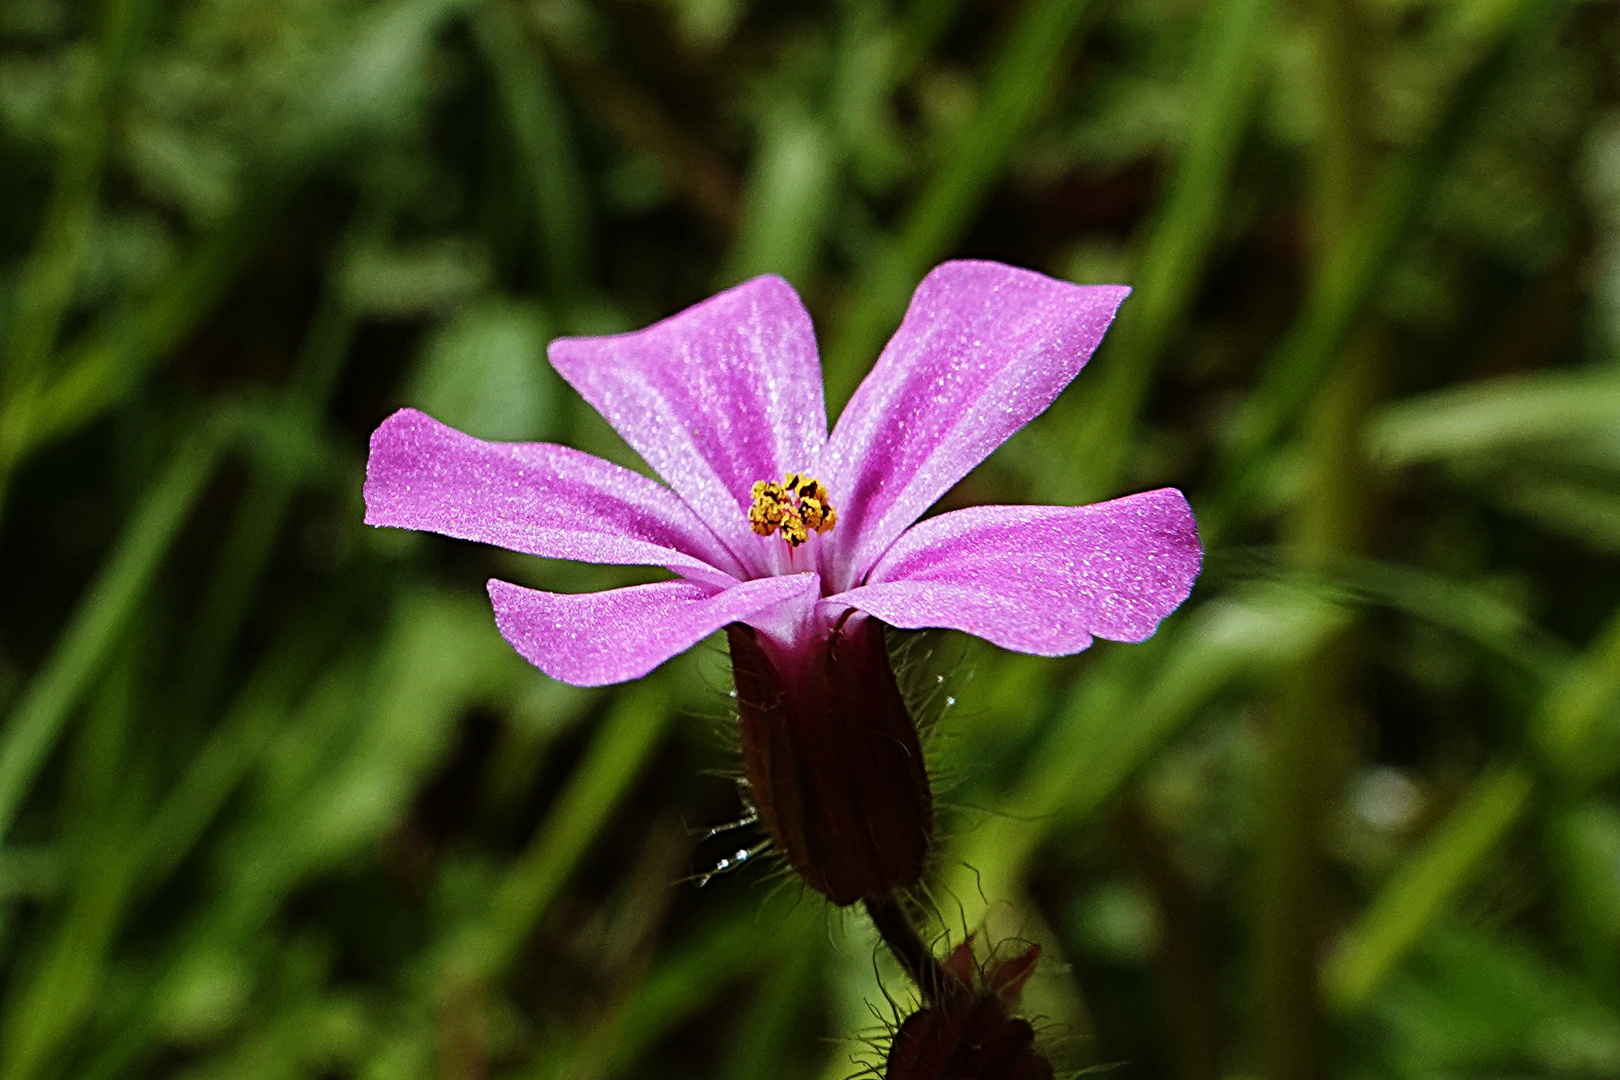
746,473,837,547
748,481,787,536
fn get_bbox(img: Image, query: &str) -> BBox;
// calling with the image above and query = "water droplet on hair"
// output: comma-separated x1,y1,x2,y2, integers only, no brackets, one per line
695,840,769,887
700,811,759,841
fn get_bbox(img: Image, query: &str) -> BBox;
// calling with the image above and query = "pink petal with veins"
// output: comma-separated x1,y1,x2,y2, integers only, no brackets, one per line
828,489,1200,655
488,572,820,686
549,276,828,575
818,261,1128,589
365,408,741,585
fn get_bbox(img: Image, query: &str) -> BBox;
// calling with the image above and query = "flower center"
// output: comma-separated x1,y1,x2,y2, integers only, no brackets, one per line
747,473,837,547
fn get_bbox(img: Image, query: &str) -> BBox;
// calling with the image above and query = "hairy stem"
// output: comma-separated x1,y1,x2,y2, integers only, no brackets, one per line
864,894,955,1003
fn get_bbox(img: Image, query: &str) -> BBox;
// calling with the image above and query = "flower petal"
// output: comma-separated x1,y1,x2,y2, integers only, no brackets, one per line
548,276,828,570
818,261,1129,588
365,408,741,584
827,489,1200,655
488,573,820,686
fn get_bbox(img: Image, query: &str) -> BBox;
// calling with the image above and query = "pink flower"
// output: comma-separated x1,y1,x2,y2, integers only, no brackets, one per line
363,260,1202,689
368,261,1203,905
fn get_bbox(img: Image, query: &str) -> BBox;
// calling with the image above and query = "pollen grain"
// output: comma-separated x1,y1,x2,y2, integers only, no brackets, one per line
748,473,837,547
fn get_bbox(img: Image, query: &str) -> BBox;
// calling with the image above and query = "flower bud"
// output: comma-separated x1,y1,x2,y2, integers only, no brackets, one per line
727,613,932,906
885,943,1054,1080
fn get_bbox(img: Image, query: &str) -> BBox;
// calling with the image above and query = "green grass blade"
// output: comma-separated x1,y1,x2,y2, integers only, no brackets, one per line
0,634,149,1080
0,426,221,845
454,681,673,982
1366,370,1620,468
1321,764,1534,1013
1323,601,1620,1012
723,110,836,288
944,583,1349,931
0,0,463,490
1205,0,1561,540
1,0,151,398
823,0,1097,401
473,0,593,299
1536,608,1620,787
1046,0,1270,504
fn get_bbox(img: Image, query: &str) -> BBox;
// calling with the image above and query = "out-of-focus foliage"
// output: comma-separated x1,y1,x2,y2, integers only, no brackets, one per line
2,0,1619,1076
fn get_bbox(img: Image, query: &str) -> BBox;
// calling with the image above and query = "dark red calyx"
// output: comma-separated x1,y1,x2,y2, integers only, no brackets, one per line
727,615,932,907
885,943,1053,1080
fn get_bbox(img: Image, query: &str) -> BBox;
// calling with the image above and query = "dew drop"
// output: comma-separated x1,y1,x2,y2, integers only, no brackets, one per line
700,811,759,841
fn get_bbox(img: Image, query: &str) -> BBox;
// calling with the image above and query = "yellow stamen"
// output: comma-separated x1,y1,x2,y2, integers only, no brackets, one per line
747,472,837,547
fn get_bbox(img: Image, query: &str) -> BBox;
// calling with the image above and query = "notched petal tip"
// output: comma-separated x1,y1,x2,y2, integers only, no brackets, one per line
487,577,684,688
545,274,809,367
730,271,804,306
919,259,1132,322
363,406,435,529
1117,486,1203,635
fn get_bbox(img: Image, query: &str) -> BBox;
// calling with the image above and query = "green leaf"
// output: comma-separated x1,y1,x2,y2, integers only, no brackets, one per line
407,300,555,441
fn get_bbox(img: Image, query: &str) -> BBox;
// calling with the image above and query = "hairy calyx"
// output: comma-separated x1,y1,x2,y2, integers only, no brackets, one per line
727,614,930,906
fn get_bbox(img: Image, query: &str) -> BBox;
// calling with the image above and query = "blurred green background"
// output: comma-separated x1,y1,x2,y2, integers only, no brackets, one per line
2,0,1618,1076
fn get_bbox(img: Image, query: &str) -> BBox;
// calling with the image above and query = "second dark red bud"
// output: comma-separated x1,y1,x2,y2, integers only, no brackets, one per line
886,942,1054,1080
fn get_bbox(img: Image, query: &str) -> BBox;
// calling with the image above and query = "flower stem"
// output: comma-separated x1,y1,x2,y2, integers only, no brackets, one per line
1252,0,1378,1066
864,894,955,1003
